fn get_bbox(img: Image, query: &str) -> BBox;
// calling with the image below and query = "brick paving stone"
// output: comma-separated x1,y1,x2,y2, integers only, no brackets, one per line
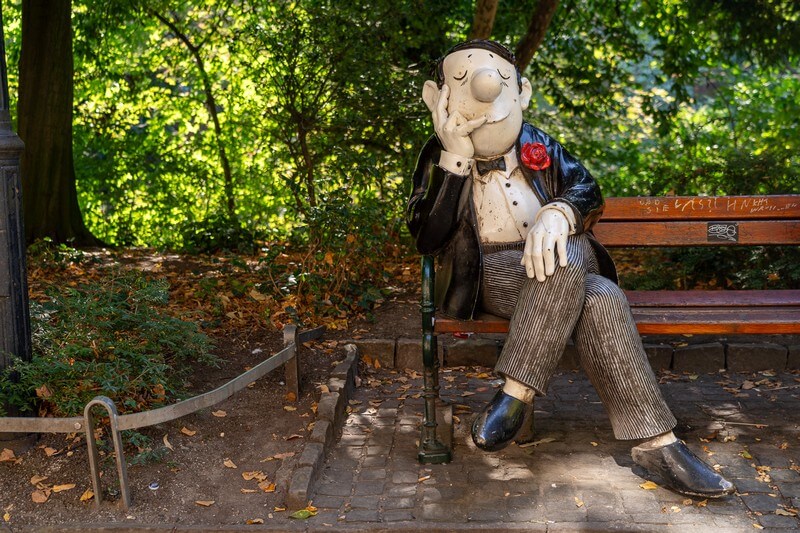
383,496,416,510
366,445,391,456
354,338,395,368
422,503,469,521
731,476,773,493
310,495,346,509
757,513,800,529
344,508,380,522
779,483,800,498
359,468,387,481
383,509,416,522
348,495,381,509
314,478,353,496
353,480,386,496
464,506,509,521
740,492,784,512
391,470,418,484
386,483,418,497
727,342,788,372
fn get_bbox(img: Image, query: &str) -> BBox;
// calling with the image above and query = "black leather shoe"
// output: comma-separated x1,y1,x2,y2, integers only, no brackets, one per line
471,390,527,451
631,440,735,498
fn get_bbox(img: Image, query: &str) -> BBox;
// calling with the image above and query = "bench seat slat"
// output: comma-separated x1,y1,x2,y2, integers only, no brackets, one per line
632,307,800,334
593,220,800,246
434,291,800,336
602,195,800,221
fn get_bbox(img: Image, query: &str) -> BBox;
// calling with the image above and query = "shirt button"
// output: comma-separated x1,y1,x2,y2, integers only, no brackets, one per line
505,182,511,188
523,222,529,228
513,201,518,206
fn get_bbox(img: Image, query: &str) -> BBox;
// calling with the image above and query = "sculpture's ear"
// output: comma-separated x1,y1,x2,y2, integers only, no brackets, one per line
422,80,439,113
519,77,533,111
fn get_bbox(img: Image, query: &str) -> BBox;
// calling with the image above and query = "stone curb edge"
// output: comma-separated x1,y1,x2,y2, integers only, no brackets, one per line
286,343,360,510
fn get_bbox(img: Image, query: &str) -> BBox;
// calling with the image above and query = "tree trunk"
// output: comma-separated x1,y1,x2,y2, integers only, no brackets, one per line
469,0,499,40
515,0,560,72
18,0,97,245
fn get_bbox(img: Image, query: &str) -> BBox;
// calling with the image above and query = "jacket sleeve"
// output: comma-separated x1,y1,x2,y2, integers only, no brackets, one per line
406,136,469,255
522,124,605,233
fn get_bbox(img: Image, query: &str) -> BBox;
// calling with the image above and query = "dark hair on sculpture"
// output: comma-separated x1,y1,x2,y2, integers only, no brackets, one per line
432,40,522,91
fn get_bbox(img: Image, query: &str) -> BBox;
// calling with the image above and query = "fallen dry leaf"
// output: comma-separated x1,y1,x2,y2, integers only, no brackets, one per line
682,499,693,506
274,506,287,512
30,475,48,486
52,484,76,493
261,452,295,462
696,499,708,507
753,524,764,530
163,434,174,451
195,500,215,507
246,518,265,524
590,441,599,447
285,392,297,402
283,406,297,412
181,427,197,437
639,481,658,491
285,434,303,441
31,490,49,503
242,471,267,482
418,475,431,483
318,384,330,394
0,449,16,462
574,497,584,508
212,410,227,417
223,458,237,469
240,488,258,494
258,481,276,493
80,489,94,502
43,447,58,457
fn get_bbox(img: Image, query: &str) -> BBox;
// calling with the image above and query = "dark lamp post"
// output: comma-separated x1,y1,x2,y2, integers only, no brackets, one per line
0,5,33,441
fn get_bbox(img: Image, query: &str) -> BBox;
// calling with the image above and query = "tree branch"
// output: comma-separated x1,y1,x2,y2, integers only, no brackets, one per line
469,0,499,40
515,0,560,72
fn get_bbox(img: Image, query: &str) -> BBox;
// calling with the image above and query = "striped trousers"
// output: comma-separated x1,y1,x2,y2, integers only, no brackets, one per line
481,235,676,440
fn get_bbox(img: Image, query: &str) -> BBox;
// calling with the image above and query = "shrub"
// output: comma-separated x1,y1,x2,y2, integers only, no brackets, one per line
0,271,217,417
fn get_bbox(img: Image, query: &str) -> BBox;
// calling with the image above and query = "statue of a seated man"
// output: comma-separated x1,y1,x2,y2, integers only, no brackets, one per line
407,39,733,498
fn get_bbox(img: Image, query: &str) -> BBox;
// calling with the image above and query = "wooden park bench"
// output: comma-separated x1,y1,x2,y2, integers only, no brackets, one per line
417,194,800,463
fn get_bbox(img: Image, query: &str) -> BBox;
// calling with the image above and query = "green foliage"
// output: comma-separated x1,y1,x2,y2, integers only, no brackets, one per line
3,0,797,291
620,247,800,291
0,271,217,417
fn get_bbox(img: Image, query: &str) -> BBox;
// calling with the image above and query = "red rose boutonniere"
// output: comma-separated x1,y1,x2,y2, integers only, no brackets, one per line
521,142,551,171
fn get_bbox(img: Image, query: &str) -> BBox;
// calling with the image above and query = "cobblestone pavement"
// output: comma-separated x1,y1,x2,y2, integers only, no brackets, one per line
312,366,800,531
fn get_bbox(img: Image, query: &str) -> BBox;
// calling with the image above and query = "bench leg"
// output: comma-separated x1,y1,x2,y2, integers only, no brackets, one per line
418,255,451,464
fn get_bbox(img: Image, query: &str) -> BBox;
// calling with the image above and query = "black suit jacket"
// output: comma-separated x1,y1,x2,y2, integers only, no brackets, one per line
407,122,616,319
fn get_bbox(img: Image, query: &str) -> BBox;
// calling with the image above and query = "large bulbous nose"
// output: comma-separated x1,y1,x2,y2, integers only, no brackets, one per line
471,68,502,103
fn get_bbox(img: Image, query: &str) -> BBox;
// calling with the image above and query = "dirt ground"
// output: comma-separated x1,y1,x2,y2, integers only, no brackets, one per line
0,251,422,528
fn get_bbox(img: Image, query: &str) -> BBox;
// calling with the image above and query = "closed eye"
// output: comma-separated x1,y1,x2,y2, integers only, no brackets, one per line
497,69,511,80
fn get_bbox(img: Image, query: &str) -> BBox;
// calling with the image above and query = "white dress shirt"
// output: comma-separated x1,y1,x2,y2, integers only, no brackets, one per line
438,148,578,245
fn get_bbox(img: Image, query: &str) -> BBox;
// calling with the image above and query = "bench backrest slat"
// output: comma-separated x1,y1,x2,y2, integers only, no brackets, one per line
602,195,800,221
593,220,800,247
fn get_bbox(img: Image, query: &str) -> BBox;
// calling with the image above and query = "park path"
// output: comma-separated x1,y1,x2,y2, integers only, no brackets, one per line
310,366,800,531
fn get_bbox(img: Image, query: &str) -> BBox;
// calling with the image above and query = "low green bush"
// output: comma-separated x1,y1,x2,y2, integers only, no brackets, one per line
0,271,217,417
